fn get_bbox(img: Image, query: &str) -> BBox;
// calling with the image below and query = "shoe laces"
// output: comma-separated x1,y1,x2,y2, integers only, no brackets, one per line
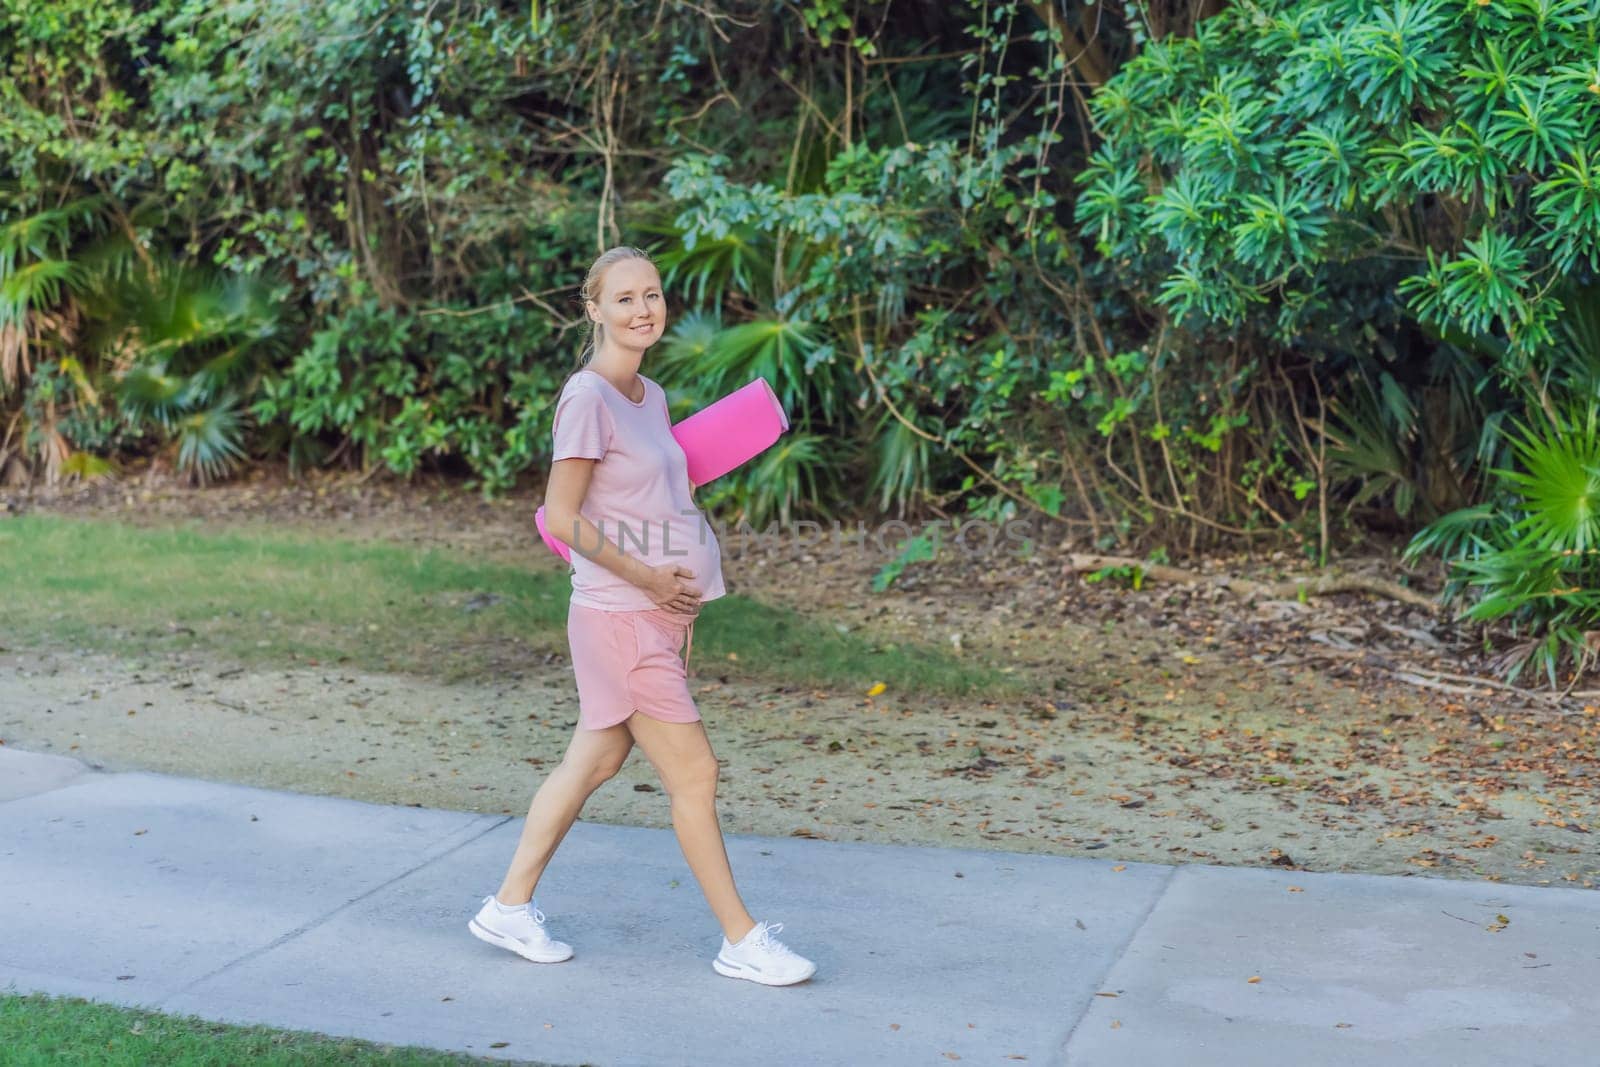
748,921,796,957
488,896,547,925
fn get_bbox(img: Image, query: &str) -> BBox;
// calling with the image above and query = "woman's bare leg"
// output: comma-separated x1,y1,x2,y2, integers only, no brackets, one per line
495,721,634,905
622,712,756,943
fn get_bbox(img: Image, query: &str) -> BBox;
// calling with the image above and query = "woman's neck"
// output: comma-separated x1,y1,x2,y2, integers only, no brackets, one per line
584,356,644,404
588,346,642,385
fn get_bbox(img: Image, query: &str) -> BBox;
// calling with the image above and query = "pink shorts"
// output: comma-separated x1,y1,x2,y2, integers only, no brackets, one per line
567,603,701,731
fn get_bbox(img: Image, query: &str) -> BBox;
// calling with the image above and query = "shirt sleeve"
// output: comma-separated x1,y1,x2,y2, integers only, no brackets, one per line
551,385,611,461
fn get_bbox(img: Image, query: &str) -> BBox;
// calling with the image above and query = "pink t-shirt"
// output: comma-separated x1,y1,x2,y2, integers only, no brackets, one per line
550,368,726,612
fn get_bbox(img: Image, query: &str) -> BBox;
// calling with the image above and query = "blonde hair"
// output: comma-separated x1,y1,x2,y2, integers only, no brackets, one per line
574,245,657,370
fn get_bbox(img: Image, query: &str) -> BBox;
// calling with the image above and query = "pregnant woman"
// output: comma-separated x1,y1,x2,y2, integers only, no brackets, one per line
468,245,816,986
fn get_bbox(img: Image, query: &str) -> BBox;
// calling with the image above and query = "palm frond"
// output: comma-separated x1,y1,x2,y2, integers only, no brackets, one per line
1324,370,1417,513
113,265,285,378
652,310,723,409
117,363,194,430
651,226,775,310
1546,278,1600,397
1402,501,1503,569
703,318,831,423
0,259,89,324
742,431,837,527
1495,403,1600,552
174,400,248,485
867,410,934,517
0,197,107,272
700,432,837,528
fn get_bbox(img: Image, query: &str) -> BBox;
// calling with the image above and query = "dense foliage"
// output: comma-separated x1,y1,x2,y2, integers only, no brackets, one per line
0,0,1229,523
3,0,1599,682
1075,0,1600,684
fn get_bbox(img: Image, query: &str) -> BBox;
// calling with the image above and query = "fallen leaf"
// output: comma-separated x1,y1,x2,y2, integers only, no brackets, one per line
867,682,887,697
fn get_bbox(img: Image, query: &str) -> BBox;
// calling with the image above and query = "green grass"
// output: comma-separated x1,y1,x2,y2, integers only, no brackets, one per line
0,991,567,1065
0,514,1021,699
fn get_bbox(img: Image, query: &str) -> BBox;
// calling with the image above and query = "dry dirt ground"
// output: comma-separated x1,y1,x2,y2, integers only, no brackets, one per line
3,468,1597,891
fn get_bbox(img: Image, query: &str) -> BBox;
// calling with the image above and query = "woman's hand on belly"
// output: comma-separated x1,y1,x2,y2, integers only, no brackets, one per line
640,562,703,616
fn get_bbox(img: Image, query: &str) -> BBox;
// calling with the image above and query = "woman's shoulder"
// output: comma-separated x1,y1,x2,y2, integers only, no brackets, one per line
558,368,603,400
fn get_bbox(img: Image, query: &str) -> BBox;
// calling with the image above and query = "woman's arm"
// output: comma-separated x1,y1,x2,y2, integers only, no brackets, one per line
544,458,654,587
545,458,699,613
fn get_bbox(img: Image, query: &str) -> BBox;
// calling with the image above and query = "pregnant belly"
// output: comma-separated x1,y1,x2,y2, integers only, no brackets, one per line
658,516,721,595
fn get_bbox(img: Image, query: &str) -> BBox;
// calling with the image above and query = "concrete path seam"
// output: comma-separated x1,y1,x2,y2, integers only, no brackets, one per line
1054,861,1180,1066
155,812,513,1006
0,747,97,806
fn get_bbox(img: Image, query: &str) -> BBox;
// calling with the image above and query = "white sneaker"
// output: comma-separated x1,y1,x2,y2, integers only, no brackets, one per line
468,895,574,963
712,920,817,986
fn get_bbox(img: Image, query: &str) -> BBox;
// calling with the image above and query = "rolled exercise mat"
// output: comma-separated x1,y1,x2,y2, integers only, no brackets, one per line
671,376,790,487
535,503,571,563
535,377,790,563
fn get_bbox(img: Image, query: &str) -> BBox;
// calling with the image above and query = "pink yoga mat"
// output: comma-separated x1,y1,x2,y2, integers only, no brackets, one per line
535,504,568,562
537,377,789,562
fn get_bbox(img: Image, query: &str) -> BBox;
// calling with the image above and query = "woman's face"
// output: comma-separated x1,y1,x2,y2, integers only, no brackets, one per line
588,258,666,352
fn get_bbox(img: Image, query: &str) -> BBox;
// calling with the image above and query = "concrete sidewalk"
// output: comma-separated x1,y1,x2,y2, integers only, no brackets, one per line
2,745,1596,1066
